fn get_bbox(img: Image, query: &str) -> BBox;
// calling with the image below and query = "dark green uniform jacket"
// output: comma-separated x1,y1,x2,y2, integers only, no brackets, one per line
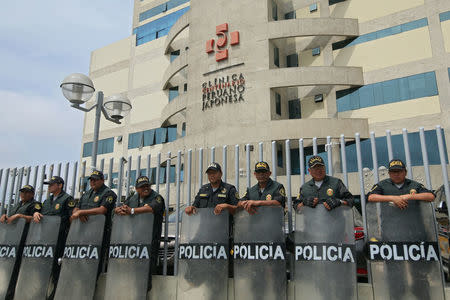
38,191,75,222
367,178,434,197
193,181,239,208
8,198,40,217
294,175,354,207
123,190,165,270
77,184,117,212
240,178,286,207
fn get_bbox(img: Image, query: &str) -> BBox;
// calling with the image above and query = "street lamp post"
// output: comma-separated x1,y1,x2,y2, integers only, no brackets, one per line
60,73,132,171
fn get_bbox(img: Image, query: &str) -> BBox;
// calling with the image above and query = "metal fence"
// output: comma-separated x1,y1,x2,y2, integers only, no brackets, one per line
1,125,450,277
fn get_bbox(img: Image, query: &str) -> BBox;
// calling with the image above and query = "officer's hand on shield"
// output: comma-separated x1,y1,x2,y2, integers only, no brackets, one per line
243,200,258,215
33,212,43,223
0,214,7,223
185,206,197,215
6,214,19,224
393,195,408,209
324,198,341,211
214,203,227,215
302,197,318,208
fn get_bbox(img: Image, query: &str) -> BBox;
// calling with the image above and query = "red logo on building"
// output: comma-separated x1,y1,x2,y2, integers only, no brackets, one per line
206,23,240,62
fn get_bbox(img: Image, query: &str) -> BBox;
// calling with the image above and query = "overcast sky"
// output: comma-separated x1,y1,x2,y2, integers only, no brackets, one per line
0,1,134,171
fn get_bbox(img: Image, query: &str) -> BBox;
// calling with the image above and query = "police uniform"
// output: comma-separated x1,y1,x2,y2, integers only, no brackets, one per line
294,176,354,208
367,179,433,198
193,163,239,208
8,185,40,217
122,179,165,273
37,177,76,222
239,162,286,207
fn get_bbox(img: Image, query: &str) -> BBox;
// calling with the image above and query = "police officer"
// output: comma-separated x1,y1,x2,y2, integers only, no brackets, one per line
70,170,117,222
32,176,75,298
33,176,75,223
70,170,117,277
294,156,353,211
185,162,238,215
238,161,286,214
367,158,435,207
0,185,40,224
114,175,165,276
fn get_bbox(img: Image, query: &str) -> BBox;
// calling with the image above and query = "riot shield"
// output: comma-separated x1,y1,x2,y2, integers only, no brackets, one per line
233,206,286,300
15,216,61,300
366,201,445,300
177,208,229,300
0,219,27,299
54,215,105,300
104,213,155,300
294,205,356,300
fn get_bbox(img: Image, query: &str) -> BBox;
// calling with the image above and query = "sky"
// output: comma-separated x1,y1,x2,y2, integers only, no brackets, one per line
0,1,134,171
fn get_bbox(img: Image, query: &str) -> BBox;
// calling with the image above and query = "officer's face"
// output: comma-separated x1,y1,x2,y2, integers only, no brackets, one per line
90,178,104,190
48,183,62,194
254,170,271,184
207,170,222,185
20,191,34,202
389,169,407,184
309,165,326,181
136,184,151,197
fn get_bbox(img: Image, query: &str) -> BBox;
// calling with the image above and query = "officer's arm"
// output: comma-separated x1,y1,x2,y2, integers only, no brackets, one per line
367,184,397,202
77,206,107,216
293,188,302,207
406,192,435,202
192,190,201,208
270,185,286,207
132,205,153,214
255,200,281,207
336,180,354,207
8,214,33,223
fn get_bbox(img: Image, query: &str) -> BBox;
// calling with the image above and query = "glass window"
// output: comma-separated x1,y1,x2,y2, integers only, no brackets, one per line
309,3,318,12
184,83,188,92
128,132,143,149
169,86,179,102
170,50,180,62
288,99,301,119
83,142,92,158
440,11,450,22
285,11,296,19
312,47,320,56
139,3,167,22
275,93,281,115
143,129,155,147
182,122,186,137
167,0,189,10
168,126,177,142
274,47,279,67
272,1,278,21
83,138,114,156
286,53,298,67
155,128,168,144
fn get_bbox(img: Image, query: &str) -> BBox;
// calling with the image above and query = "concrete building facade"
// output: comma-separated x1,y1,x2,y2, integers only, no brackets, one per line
80,0,450,201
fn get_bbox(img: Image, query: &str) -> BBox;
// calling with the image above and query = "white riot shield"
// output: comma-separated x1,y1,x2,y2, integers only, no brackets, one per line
294,205,357,300
177,208,229,300
233,206,286,300
366,201,445,300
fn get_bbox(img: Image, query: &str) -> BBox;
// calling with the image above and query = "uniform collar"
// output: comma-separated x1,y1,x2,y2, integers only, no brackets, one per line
208,180,224,191
51,191,65,200
92,184,107,194
258,178,273,189
387,178,411,186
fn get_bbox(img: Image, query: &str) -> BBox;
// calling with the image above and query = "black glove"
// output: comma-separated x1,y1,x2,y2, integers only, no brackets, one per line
302,197,316,207
325,198,341,210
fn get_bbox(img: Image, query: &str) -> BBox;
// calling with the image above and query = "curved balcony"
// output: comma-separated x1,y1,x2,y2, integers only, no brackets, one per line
161,51,188,90
164,11,190,54
257,66,364,89
160,93,187,127
268,18,359,40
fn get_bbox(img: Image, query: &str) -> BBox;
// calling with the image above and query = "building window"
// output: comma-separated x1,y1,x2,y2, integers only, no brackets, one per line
167,126,177,142
82,138,114,157
128,127,179,149
135,7,189,46
169,86,179,102
274,47,280,67
167,0,189,10
155,128,168,144
170,50,180,62
288,99,301,119
272,1,278,21
139,0,189,22
336,71,439,112
275,93,281,115
285,11,296,19
332,18,428,50
329,0,346,5
184,83,188,92
309,3,318,12
181,122,186,137
286,53,298,67
440,11,450,22
277,145,283,168
312,47,320,56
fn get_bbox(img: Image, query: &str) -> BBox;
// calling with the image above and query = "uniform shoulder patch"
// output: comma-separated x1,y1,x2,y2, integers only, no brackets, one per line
235,192,240,199
370,185,378,192
35,203,41,210
279,187,286,197
107,196,114,203
156,196,162,203
68,200,75,208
